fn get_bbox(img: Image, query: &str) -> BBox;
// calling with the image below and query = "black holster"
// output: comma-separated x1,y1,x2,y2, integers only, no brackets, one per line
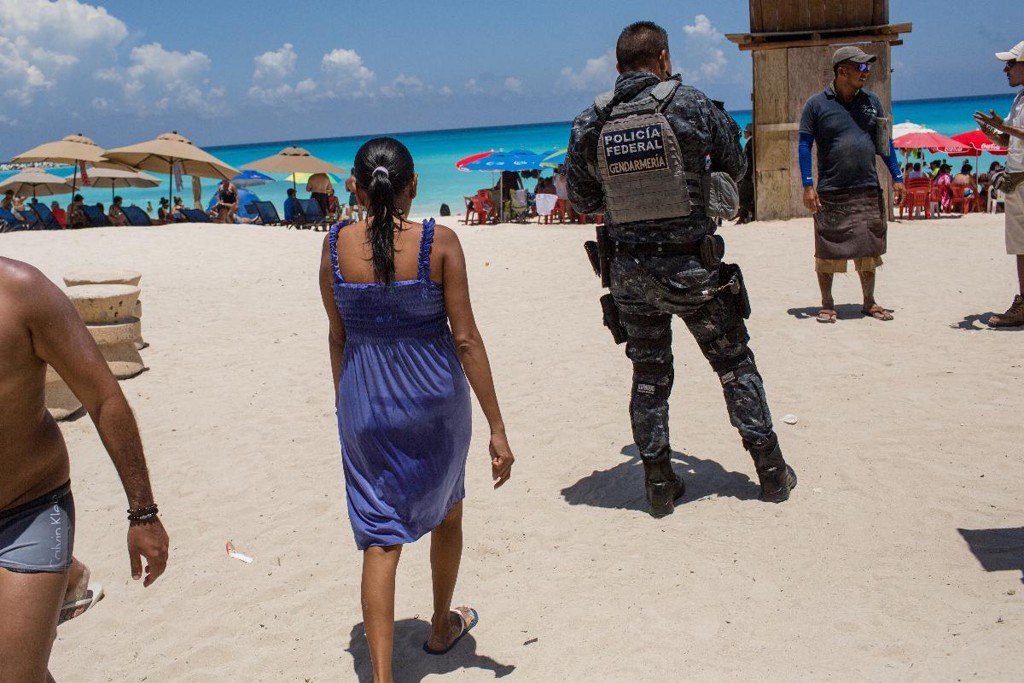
583,225,611,287
719,262,751,319
600,293,627,344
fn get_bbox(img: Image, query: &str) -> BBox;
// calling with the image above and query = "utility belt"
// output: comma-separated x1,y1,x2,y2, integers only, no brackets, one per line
584,225,724,288
1004,171,1024,194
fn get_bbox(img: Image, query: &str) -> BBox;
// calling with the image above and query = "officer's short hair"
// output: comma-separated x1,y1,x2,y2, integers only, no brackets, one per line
616,21,669,72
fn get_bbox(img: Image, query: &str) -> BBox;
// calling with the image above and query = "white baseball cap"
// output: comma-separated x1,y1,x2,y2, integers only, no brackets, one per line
995,40,1024,62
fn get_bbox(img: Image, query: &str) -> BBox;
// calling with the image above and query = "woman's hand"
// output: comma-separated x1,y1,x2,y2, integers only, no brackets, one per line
489,432,514,489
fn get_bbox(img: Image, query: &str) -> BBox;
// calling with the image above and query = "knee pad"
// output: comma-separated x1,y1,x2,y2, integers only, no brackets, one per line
632,361,674,400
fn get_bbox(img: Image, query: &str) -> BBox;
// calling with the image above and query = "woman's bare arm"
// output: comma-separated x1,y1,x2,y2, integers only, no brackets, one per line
319,235,346,403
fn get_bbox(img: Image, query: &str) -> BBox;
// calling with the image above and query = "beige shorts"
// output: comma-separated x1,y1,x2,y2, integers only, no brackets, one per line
1005,183,1024,255
814,256,883,273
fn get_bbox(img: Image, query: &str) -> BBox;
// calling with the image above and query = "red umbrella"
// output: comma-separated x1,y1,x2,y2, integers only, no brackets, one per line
893,131,969,153
455,151,493,171
945,129,1008,157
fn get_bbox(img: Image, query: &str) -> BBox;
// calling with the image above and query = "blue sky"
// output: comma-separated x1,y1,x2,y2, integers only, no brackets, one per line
1,0,1021,160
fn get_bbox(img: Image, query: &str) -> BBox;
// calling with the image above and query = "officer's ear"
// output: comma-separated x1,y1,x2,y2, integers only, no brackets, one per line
658,49,672,80
616,61,624,75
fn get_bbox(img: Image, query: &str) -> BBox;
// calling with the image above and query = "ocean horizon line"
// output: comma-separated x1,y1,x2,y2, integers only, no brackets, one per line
207,91,1017,153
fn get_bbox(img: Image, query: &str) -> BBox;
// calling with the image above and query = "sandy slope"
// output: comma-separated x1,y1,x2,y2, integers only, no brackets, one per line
2,211,1021,682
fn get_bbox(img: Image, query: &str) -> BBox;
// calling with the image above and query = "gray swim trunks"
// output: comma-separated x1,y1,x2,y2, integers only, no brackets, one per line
0,481,75,573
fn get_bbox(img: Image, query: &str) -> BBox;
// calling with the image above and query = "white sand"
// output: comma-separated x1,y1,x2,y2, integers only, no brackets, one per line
3,212,1022,682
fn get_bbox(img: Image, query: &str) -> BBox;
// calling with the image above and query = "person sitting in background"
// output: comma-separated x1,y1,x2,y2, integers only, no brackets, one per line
67,194,87,228
327,188,340,219
935,163,954,212
952,162,977,200
907,162,926,180
11,196,29,224
50,201,66,228
156,197,171,223
1,190,13,211
283,188,300,223
214,179,238,223
170,197,186,222
108,196,128,226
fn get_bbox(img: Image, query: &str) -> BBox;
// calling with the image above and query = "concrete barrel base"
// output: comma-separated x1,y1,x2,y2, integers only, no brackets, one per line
67,284,141,325
90,318,146,379
63,270,142,287
45,366,82,421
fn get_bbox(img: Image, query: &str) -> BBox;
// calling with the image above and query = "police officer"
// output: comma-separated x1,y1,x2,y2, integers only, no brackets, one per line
566,21,795,517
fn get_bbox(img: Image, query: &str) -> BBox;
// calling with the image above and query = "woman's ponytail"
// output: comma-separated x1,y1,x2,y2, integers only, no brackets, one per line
353,138,415,285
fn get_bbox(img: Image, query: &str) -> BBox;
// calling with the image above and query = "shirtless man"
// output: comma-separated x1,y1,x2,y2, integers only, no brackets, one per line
0,257,168,682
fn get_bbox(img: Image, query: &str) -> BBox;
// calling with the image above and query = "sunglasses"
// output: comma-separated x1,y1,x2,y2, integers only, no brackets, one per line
843,61,872,73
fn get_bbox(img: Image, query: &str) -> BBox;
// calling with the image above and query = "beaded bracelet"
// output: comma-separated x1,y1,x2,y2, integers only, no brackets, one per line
127,504,159,523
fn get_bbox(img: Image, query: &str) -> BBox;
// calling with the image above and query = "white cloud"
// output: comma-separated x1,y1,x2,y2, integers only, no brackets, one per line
683,15,721,40
102,42,226,117
678,15,731,84
0,0,126,104
322,48,374,88
253,43,297,83
503,77,523,94
464,78,483,94
381,73,424,98
558,48,616,91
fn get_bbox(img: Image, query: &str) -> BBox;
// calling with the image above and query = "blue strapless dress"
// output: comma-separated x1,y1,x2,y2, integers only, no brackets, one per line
328,219,471,549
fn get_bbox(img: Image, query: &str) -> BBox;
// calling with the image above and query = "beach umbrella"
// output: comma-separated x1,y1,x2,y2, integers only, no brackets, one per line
83,167,161,202
284,172,343,185
0,169,71,199
893,131,969,153
945,129,1008,157
10,133,114,200
242,147,346,190
231,170,275,188
455,151,493,171
103,131,240,206
891,121,934,139
540,148,567,168
462,149,544,172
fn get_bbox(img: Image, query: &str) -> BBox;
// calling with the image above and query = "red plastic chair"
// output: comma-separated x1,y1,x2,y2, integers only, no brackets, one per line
899,178,932,220
949,185,980,214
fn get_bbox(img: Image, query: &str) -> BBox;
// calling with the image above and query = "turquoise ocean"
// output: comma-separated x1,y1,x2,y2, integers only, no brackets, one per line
2,92,1016,218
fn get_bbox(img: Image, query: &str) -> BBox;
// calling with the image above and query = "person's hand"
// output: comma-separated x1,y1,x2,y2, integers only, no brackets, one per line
128,518,169,587
975,109,1008,140
802,186,821,213
489,432,514,489
893,182,906,206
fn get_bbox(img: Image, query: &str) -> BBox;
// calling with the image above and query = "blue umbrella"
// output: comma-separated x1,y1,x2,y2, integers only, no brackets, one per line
207,186,261,220
231,170,274,188
462,149,544,172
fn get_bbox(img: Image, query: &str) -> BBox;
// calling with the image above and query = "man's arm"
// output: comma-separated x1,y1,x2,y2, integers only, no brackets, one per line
704,97,746,181
975,109,1022,145
23,266,168,585
565,107,606,215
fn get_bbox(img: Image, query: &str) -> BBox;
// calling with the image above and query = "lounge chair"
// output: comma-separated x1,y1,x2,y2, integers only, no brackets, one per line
27,201,63,230
80,205,111,227
296,198,328,231
179,208,211,223
121,205,152,226
248,201,286,226
0,207,30,232
506,189,530,222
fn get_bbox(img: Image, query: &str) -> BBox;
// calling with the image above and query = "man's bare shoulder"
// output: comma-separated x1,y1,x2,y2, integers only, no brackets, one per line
0,257,50,302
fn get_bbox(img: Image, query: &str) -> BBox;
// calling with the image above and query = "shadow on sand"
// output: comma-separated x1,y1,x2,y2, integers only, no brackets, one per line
958,527,1024,584
951,312,1024,331
560,444,759,513
346,619,515,682
786,303,876,322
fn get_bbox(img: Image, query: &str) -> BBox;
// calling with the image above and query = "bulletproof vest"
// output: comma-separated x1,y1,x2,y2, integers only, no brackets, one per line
596,80,696,225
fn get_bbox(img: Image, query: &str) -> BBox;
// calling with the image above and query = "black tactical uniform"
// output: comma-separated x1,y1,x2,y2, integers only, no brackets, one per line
566,71,795,516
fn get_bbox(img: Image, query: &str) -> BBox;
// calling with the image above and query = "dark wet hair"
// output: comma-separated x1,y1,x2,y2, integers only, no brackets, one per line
960,163,972,174
113,195,122,204
616,21,668,72
353,137,415,285
286,188,296,197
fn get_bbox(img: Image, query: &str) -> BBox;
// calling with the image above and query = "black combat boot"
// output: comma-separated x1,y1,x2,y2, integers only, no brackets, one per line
750,439,797,503
642,451,685,518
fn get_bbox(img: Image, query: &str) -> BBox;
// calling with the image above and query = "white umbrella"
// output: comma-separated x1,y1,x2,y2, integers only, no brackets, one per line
103,131,239,206
84,167,162,201
0,170,71,199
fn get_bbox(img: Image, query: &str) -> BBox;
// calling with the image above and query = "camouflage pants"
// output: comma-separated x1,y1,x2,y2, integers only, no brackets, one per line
609,253,776,461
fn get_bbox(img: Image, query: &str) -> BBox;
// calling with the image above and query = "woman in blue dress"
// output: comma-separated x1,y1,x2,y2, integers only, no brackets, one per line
319,137,515,681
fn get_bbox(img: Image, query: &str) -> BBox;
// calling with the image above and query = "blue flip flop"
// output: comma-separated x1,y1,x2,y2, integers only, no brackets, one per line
423,606,479,655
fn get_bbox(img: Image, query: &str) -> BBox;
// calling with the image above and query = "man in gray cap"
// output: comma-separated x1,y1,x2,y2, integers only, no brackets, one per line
976,41,1024,327
798,45,905,323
